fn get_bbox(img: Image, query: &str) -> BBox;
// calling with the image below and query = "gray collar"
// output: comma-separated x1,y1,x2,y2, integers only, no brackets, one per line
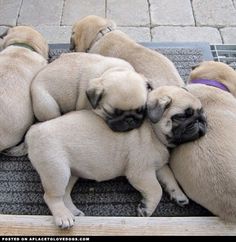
86,26,114,52
9,43,36,52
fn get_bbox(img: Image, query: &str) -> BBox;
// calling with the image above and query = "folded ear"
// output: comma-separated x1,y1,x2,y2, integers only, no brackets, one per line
147,96,172,123
70,36,75,51
0,28,9,39
86,78,104,109
106,19,117,30
191,63,200,70
70,26,89,52
0,28,9,50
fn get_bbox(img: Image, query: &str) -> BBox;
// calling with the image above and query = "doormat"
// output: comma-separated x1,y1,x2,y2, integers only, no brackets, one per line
0,42,213,217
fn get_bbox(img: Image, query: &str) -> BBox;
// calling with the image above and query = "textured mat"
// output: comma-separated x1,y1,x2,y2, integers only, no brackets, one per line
0,42,213,217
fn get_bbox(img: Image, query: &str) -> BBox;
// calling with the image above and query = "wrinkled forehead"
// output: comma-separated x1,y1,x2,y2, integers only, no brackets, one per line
106,90,147,111
9,26,31,33
7,26,41,39
99,70,148,110
73,16,107,31
169,93,202,115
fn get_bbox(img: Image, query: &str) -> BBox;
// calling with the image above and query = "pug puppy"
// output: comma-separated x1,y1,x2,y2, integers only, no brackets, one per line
170,61,236,222
26,86,207,228
70,15,184,89
190,61,236,96
0,26,48,155
31,52,148,132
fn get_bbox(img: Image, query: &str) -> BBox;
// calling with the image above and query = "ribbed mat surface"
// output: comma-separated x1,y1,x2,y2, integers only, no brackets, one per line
0,43,213,216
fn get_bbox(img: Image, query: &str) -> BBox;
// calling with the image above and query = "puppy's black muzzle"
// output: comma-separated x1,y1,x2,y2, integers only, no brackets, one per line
106,110,146,132
170,114,207,146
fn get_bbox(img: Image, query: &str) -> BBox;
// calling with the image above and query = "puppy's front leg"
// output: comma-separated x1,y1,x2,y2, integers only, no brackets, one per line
156,164,189,206
64,176,84,216
127,170,162,217
44,193,75,229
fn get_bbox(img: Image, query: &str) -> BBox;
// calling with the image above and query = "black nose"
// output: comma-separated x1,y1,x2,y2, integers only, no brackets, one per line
198,113,206,122
198,121,207,137
199,128,205,137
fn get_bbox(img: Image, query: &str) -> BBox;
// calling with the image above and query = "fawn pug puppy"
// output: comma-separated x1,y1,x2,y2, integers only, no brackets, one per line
26,86,207,228
170,61,236,222
0,26,48,155
31,52,149,132
190,61,236,95
70,15,184,89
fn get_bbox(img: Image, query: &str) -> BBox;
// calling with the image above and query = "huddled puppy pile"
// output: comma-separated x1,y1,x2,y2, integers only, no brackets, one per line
27,86,204,228
0,15,236,229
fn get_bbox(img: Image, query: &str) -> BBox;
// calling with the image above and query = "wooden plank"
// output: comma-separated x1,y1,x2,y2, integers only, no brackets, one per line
0,215,236,236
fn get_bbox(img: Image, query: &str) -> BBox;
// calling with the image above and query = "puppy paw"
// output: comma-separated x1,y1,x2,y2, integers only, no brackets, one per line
54,210,75,229
169,189,189,207
137,202,149,217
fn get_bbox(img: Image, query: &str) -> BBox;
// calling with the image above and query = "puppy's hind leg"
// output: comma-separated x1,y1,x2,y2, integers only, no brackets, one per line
32,87,61,121
64,176,84,216
39,162,75,229
127,169,162,217
156,164,189,206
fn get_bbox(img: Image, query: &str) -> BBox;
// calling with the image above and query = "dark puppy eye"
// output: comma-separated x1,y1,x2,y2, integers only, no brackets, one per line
197,108,204,114
136,107,144,114
103,108,113,117
181,87,189,92
185,108,194,117
115,109,124,116
172,113,186,121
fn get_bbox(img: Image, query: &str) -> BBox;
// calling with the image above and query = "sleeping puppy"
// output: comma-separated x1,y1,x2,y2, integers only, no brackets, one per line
170,61,236,222
31,52,148,132
70,15,184,89
190,61,236,95
0,26,48,155
26,86,207,228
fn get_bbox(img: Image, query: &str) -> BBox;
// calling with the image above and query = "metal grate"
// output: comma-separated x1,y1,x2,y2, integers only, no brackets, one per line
49,43,236,70
211,45,236,70
49,42,213,82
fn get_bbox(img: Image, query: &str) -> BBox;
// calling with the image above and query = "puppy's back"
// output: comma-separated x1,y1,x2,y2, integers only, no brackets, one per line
26,110,142,181
91,30,184,88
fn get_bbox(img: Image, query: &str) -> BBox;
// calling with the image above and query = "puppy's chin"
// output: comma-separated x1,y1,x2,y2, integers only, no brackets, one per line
106,115,145,132
167,119,207,147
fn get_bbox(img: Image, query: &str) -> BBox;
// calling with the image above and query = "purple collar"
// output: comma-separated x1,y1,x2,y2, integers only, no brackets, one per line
190,79,230,92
